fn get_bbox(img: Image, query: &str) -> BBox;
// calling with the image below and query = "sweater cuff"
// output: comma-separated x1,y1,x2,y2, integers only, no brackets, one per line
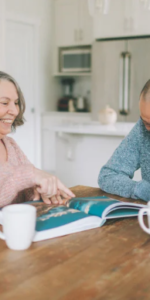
133,180,150,201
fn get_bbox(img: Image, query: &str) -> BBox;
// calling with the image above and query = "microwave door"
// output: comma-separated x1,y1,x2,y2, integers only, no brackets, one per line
61,49,91,72
92,40,126,122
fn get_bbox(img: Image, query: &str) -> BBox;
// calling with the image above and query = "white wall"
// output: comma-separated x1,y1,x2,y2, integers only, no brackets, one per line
0,0,5,69
5,0,55,111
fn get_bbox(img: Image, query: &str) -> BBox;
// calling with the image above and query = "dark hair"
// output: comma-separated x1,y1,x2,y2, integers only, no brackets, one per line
140,79,150,99
0,71,25,130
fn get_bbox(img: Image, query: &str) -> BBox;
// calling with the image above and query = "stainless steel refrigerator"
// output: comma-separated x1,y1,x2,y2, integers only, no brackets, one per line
92,38,150,122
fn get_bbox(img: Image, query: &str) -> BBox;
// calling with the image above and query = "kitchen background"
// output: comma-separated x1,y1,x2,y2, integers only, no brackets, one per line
0,0,149,187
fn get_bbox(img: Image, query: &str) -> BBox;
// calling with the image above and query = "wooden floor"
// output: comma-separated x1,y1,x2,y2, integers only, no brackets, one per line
0,186,150,300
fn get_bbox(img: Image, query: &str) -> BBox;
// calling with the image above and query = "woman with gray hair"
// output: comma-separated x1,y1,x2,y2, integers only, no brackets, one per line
0,71,75,207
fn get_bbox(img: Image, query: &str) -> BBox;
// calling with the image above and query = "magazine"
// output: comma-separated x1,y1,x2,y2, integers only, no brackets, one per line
26,196,146,242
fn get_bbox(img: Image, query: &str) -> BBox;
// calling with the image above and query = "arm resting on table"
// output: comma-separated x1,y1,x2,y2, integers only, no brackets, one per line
98,122,150,201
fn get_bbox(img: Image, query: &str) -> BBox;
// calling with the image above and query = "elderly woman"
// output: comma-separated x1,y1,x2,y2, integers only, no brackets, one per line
0,71,75,207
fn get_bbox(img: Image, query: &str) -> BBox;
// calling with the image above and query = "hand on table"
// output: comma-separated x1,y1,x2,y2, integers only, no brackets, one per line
41,189,73,205
34,168,75,205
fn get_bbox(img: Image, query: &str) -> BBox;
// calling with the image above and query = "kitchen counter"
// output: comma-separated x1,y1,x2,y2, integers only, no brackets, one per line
51,121,135,137
41,113,141,186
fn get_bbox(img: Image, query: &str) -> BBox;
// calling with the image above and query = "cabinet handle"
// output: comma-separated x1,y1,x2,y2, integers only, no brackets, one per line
119,52,131,115
79,29,84,41
124,52,131,114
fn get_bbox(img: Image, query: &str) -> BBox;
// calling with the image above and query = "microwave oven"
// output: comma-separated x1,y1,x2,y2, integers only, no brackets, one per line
59,48,91,73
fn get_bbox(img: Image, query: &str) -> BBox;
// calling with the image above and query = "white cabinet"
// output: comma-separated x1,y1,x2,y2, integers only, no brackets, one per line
79,0,93,45
54,0,93,47
55,0,78,47
94,0,126,39
132,0,150,36
94,0,150,39
41,112,91,173
0,0,5,69
42,113,142,187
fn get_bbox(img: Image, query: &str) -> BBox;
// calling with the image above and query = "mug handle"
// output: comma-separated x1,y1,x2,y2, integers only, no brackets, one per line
0,211,5,240
138,208,150,234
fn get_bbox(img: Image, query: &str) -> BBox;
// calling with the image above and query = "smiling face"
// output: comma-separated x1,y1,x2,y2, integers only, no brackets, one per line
0,80,19,139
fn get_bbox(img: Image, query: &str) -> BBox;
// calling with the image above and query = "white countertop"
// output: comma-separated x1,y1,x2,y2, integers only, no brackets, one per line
51,121,135,137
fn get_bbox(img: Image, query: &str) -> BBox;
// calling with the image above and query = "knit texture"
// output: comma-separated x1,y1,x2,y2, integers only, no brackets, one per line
0,136,35,207
98,118,150,202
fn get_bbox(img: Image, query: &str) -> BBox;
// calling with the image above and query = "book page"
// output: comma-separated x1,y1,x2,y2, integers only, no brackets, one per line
67,197,119,218
27,200,90,231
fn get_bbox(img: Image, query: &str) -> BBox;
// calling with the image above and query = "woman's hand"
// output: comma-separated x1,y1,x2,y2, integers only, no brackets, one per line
33,188,40,201
42,189,73,205
34,168,75,204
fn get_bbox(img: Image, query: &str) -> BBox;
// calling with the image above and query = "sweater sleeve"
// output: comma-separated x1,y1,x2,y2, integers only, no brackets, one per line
98,121,150,201
0,164,35,207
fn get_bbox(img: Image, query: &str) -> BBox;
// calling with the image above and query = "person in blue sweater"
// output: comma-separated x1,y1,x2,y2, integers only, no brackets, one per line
98,79,150,202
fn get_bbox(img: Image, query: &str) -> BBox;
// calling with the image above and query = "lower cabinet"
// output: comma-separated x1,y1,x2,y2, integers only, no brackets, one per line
42,113,141,187
55,133,141,187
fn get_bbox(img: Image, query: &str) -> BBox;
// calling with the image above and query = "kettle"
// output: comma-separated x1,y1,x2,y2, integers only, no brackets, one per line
98,105,117,125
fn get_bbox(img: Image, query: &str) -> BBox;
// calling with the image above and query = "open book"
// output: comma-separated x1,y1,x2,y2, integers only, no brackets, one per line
27,196,146,242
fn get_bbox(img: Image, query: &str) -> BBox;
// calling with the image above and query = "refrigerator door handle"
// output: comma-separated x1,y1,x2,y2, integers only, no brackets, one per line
124,52,131,114
119,52,131,115
119,53,124,113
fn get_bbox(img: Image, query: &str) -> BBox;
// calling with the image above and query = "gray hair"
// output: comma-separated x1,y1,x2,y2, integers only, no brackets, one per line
140,79,150,100
0,71,25,130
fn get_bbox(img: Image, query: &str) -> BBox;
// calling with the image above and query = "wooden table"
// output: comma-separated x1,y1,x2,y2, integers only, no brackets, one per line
0,186,150,300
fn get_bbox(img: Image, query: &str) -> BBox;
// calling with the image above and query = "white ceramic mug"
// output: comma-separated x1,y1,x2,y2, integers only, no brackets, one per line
138,202,150,234
0,204,36,250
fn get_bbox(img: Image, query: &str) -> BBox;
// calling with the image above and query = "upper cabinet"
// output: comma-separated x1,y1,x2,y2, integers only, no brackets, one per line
93,0,150,39
132,0,150,36
94,0,126,39
54,0,93,47
0,0,5,69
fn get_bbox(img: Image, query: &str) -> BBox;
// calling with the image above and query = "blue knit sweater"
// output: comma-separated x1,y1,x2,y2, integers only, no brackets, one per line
98,118,150,201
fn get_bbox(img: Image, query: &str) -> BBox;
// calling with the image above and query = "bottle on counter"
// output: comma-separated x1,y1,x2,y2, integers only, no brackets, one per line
68,99,75,112
76,96,87,112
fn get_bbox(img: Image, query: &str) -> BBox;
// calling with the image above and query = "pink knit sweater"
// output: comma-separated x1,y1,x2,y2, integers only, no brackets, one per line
0,136,36,207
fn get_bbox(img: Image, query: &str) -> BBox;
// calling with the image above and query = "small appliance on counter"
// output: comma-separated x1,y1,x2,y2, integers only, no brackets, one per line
57,78,76,112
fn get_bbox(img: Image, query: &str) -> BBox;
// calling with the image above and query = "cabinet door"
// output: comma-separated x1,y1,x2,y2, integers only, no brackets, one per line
126,39,150,122
131,0,150,36
94,0,125,39
0,0,5,69
79,0,93,45
55,0,79,47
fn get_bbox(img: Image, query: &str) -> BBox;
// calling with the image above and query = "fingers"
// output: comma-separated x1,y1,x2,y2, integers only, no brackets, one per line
36,176,57,197
41,193,64,205
47,176,57,197
50,195,64,205
59,190,72,199
34,169,75,200
33,188,40,201
41,194,52,205
57,180,75,198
